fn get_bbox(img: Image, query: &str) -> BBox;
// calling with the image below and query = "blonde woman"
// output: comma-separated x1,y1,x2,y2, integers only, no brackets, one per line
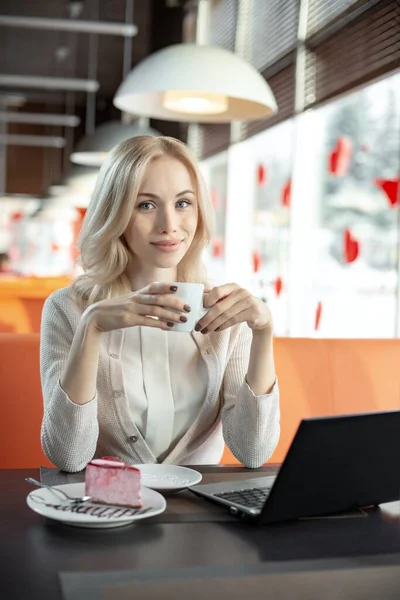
40,136,280,473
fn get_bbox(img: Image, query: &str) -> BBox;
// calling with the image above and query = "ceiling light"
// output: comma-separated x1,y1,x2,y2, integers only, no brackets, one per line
0,74,98,92
113,44,277,123
0,15,137,37
0,94,26,107
0,134,66,148
62,165,99,196
0,112,79,127
162,91,228,115
70,119,161,167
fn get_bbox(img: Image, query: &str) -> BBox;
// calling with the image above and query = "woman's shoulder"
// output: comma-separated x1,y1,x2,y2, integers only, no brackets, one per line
43,284,83,320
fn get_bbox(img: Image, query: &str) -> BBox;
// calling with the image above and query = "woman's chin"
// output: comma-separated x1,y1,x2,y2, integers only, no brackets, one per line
151,247,187,268
153,253,185,269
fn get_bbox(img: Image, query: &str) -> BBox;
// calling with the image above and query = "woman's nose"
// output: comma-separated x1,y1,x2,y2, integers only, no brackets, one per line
157,209,177,233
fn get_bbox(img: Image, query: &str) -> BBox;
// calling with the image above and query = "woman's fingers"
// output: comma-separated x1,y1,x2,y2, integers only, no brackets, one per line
204,298,253,333
136,293,191,314
203,283,240,309
135,315,176,330
196,289,249,331
133,302,189,324
145,282,180,295
213,308,252,332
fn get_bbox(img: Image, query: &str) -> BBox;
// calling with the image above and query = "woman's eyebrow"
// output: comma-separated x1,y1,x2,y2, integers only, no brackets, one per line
176,190,195,197
137,192,159,199
137,190,195,199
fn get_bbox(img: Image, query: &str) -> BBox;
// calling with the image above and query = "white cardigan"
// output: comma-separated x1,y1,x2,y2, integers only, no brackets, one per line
40,286,280,472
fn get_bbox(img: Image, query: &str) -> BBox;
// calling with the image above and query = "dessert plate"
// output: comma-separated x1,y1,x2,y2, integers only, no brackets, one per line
26,483,166,529
132,464,202,493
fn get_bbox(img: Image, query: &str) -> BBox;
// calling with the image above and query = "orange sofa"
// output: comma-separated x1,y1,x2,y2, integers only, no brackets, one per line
223,337,400,464
1,334,400,469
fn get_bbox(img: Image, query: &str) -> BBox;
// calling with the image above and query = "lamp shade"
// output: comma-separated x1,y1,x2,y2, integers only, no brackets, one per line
113,44,278,123
61,165,99,206
70,120,161,166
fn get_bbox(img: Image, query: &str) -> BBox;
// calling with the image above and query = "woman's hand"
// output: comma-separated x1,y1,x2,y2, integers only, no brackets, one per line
195,283,273,334
82,282,191,333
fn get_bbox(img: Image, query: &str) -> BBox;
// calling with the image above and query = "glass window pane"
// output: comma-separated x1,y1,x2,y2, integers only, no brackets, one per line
310,73,400,337
248,120,295,336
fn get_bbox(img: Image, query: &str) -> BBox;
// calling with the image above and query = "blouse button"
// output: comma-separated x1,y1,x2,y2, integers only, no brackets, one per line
110,353,119,359
129,435,138,443
204,349,210,355
112,389,124,398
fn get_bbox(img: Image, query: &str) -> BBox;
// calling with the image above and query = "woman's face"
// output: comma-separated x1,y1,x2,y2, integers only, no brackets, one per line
124,155,198,270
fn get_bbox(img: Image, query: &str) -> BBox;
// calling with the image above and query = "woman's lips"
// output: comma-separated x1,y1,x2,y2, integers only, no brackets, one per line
150,240,183,253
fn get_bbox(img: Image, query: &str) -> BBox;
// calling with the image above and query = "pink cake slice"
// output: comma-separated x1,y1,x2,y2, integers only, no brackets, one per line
85,458,142,508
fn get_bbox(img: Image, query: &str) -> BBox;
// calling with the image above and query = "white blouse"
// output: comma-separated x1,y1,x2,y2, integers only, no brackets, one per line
122,326,208,461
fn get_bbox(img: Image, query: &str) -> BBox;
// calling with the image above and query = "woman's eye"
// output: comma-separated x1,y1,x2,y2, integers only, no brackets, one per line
138,202,155,210
176,200,191,209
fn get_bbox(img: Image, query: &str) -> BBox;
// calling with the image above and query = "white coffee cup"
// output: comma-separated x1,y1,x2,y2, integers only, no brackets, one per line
168,282,209,333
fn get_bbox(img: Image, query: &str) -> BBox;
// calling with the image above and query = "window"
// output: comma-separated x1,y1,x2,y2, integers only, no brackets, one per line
309,73,400,337
200,153,228,285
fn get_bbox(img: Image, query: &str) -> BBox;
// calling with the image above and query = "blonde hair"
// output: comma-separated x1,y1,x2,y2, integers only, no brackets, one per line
73,135,214,309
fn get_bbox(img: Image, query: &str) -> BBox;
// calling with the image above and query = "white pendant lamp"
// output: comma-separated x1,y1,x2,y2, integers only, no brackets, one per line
70,119,161,167
62,165,99,205
113,44,277,123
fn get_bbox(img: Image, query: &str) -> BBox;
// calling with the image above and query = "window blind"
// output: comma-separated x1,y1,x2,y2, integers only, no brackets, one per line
198,0,239,159
209,0,239,52
305,0,400,107
240,0,299,140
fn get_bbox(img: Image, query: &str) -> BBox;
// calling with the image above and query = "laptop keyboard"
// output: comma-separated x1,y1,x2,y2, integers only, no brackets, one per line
213,486,271,510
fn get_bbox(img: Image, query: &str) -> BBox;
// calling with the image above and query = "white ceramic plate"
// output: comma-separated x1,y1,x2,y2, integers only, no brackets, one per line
26,483,166,529
132,464,202,492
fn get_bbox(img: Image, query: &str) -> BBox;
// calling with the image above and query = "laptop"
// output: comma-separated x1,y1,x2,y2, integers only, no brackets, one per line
190,411,400,524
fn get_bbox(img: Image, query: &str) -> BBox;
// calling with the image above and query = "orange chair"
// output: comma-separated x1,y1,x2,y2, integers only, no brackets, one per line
2,334,400,469
0,333,53,468
0,276,70,333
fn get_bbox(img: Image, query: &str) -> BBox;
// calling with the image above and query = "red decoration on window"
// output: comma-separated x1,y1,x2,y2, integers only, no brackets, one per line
257,164,267,187
252,249,262,273
374,178,399,208
315,302,322,331
212,237,223,258
76,207,87,219
281,179,291,207
274,276,283,297
328,136,352,176
10,211,23,222
344,228,360,264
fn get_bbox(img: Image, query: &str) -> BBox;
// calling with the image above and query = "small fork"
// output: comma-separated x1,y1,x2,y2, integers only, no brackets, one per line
25,477,91,504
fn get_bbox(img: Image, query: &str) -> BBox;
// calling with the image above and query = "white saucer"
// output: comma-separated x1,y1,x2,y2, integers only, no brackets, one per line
26,483,166,529
132,464,202,492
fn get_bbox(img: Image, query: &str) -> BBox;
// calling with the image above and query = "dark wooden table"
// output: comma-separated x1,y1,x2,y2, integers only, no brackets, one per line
1,466,400,599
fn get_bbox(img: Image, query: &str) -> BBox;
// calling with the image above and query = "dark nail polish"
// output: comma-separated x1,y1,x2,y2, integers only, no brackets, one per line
184,304,191,312
167,322,174,327
195,324,201,332
180,316,188,323
201,327,208,334
170,286,178,292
